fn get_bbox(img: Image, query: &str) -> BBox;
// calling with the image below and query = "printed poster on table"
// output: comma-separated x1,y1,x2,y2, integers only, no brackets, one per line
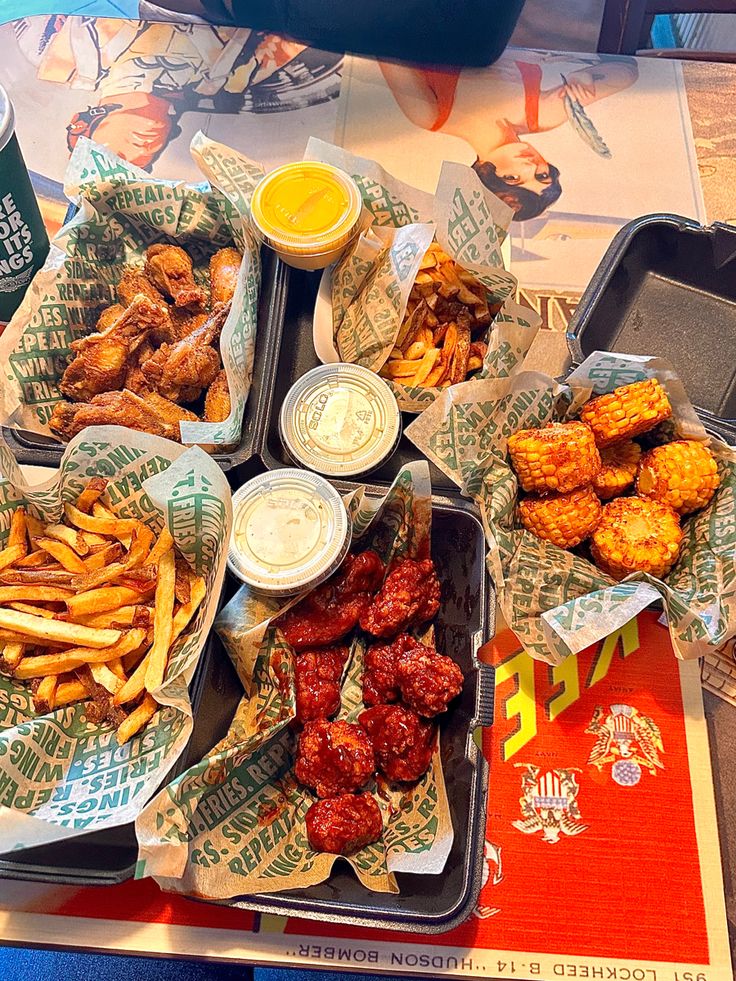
0,612,730,981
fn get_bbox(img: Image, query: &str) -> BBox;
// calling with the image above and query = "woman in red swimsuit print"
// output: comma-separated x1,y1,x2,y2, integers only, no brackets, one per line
379,54,638,221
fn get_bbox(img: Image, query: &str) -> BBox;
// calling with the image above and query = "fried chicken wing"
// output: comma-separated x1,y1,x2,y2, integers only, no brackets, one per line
140,303,228,403
295,646,348,724
359,558,440,638
49,389,196,442
95,304,125,332
305,793,383,854
144,244,207,308
276,551,385,651
117,266,169,311
169,306,209,341
210,247,241,307
124,339,155,396
295,719,375,798
60,295,167,402
396,645,463,717
359,704,436,782
204,369,231,423
362,633,416,706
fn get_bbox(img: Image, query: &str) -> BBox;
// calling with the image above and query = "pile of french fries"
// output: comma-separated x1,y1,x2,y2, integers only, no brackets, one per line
379,242,495,389
0,479,205,745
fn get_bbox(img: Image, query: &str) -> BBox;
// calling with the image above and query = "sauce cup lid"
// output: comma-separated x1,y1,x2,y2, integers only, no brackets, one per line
280,363,401,477
228,469,350,595
250,161,362,256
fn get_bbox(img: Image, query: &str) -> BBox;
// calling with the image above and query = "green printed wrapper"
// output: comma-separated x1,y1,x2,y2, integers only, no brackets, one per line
0,426,231,853
0,132,263,447
135,462,454,898
405,353,736,665
306,140,538,412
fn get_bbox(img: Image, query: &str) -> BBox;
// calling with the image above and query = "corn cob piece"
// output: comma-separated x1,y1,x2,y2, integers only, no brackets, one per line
507,421,601,494
580,379,672,448
518,486,602,549
591,497,683,580
593,441,642,500
637,439,719,515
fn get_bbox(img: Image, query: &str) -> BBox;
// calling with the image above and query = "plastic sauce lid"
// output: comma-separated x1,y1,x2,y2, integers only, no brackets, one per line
227,469,350,595
250,161,362,257
280,364,402,477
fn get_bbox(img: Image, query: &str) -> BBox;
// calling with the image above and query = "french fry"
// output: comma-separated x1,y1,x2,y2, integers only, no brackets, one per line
0,631,66,648
0,569,74,586
174,558,192,605
66,586,151,618
0,544,25,572
64,502,138,540
404,340,427,361
148,528,174,567
13,629,146,678
90,663,124,695
8,602,56,619
16,551,51,568
54,679,89,708
389,347,403,360
71,523,154,592
451,323,471,385
0,608,121,649
410,347,441,386
117,694,157,745
33,675,58,713
380,359,423,379
77,605,149,628
114,652,150,704
44,523,89,556
0,642,24,671
75,478,108,514
144,548,176,692
34,537,87,574
171,576,206,643
82,543,124,572
82,532,110,548
108,657,126,681
8,508,27,550
0,586,73,603
25,513,45,544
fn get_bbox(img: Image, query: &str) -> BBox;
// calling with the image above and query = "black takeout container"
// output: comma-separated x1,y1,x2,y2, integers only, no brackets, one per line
567,214,736,444
1,250,288,474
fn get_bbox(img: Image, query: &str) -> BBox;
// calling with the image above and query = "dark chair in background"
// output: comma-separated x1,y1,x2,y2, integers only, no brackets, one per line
598,0,736,60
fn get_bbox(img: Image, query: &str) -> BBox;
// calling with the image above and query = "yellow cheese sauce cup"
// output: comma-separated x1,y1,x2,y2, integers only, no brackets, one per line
250,161,362,271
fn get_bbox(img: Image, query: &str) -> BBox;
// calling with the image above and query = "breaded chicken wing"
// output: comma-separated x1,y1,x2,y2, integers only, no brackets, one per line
49,389,196,442
204,369,231,423
144,244,207,308
209,247,241,307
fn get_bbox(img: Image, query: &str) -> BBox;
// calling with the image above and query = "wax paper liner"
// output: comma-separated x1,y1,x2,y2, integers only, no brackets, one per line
0,131,263,447
405,352,736,665
0,426,231,854
135,462,454,899
305,140,538,412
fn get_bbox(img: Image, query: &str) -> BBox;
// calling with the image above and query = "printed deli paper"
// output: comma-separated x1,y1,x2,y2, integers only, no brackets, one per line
307,139,540,412
136,462,453,898
0,426,231,853
0,132,264,447
406,352,736,665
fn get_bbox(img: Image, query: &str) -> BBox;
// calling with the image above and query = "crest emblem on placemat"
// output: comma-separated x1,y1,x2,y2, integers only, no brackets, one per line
512,765,588,843
586,704,664,785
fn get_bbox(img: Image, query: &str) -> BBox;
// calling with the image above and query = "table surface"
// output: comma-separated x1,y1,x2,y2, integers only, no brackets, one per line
1,10,735,973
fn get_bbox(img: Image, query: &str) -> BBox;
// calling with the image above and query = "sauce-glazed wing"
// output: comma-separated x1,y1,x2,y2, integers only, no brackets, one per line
60,294,167,403
204,369,231,423
209,247,241,307
359,558,440,638
276,550,385,651
305,793,383,854
359,704,436,782
144,244,207,308
295,646,348,724
295,719,375,798
396,645,463,718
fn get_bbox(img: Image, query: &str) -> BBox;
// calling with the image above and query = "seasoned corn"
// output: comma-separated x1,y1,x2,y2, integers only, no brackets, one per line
580,379,672,448
593,441,642,500
591,497,683,580
518,486,602,549
637,439,720,514
507,421,601,494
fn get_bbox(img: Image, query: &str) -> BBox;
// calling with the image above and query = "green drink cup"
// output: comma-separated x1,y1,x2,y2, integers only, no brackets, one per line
0,83,50,323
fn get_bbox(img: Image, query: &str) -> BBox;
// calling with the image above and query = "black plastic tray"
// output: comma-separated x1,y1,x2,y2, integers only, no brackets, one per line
0,633,233,885
255,266,461,491
1,249,288,474
201,486,494,933
567,213,736,444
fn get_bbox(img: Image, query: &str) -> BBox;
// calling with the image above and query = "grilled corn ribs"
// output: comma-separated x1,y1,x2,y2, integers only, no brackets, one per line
591,497,683,580
507,421,601,494
593,441,642,500
637,439,720,515
580,379,672,448
518,486,602,549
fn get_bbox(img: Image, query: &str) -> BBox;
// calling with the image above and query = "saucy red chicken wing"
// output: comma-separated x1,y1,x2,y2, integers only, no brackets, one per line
277,551,385,651
305,793,383,854
397,645,463,718
359,558,440,638
360,704,436,783
295,646,349,724
295,719,375,798
362,633,416,706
